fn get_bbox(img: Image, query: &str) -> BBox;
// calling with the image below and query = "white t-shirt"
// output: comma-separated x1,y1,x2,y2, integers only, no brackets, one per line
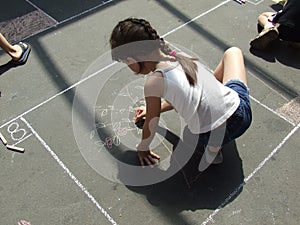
154,61,240,134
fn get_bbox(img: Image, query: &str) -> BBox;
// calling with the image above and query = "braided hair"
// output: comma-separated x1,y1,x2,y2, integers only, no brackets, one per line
110,18,198,86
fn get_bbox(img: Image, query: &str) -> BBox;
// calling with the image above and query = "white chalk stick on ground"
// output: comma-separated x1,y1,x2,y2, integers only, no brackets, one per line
6,145,25,153
0,132,8,145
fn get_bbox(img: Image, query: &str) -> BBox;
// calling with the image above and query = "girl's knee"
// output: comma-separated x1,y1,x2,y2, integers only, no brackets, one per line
224,47,242,57
258,12,274,25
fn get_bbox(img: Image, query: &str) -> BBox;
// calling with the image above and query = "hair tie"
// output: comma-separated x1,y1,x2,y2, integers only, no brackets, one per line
169,50,177,57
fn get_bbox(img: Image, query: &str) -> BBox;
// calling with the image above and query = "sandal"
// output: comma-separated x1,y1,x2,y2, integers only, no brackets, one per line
12,42,31,66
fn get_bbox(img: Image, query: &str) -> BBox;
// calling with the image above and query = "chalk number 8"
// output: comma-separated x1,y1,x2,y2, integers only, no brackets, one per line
7,122,27,141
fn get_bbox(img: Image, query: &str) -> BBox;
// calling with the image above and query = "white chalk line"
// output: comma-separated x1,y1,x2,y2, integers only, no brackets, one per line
20,116,118,225
0,62,116,129
250,95,295,126
247,0,265,6
244,122,300,183
248,70,289,102
201,121,300,225
162,0,231,38
249,65,297,103
12,133,33,147
248,70,296,126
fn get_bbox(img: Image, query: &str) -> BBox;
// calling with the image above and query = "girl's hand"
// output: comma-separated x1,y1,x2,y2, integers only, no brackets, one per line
137,150,160,168
135,106,146,121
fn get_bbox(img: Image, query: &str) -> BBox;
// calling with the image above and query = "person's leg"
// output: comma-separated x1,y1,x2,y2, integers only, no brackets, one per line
258,12,275,29
0,33,13,52
200,47,248,171
214,47,247,85
0,33,28,61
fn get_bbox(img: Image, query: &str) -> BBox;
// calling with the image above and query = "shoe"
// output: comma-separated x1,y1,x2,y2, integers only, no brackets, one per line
12,42,31,66
212,151,223,164
250,27,279,50
198,146,223,172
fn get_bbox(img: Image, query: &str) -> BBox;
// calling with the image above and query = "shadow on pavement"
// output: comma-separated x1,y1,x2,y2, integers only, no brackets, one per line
250,40,300,70
117,126,244,225
0,60,16,75
0,59,30,75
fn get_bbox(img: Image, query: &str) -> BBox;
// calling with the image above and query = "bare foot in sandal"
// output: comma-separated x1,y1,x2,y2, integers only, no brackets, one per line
11,42,31,65
0,33,31,65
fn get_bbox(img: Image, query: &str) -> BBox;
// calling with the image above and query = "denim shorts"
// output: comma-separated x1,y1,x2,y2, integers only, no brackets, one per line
197,80,252,146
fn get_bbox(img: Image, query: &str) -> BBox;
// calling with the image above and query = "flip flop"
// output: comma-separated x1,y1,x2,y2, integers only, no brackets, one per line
12,42,31,66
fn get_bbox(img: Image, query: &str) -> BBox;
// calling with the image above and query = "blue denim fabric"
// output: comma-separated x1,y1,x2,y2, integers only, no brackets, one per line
197,80,252,146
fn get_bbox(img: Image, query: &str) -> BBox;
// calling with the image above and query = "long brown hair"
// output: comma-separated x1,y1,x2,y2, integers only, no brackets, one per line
110,18,198,86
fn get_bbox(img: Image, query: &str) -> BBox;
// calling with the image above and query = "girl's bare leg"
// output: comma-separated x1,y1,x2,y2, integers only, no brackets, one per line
199,47,248,172
0,33,24,60
214,47,247,85
258,12,274,28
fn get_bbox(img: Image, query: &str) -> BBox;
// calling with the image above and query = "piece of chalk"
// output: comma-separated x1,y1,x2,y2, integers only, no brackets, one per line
0,132,8,145
6,145,25,153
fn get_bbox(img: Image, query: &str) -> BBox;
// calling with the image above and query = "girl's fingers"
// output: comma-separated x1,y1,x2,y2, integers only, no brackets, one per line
138,153,160,168
135,106,146,116
135,108,143,120
144,157,153,168
147,155,157,165
138,156,145,168
150,152,160,160
135,107,143,114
